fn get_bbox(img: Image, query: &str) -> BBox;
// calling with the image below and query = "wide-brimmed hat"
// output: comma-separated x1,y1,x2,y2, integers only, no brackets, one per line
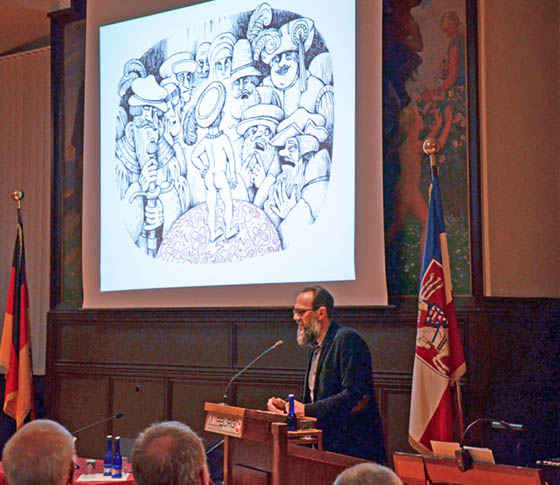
261,17,315,65
208,32,236,68
279,134,319,159
270,107,328,147
195,81,227,128
160,52,197,79
196,41,210,59
161,77,179,98
128,75,168,112
236,103,284,136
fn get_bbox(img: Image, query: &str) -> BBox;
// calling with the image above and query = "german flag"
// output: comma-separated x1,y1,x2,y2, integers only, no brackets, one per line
0,209,33,429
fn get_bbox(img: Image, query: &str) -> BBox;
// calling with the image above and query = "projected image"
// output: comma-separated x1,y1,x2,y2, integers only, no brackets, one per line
113,2,334,264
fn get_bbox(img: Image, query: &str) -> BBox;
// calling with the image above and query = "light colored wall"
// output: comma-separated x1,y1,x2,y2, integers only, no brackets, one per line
0,47,51,374
480,0,560,297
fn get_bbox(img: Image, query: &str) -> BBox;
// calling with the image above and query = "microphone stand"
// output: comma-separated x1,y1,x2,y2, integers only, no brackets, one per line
206,439,224,456
71,412,124,435
212,341,283,460
223,340,283,405
456,418,526,472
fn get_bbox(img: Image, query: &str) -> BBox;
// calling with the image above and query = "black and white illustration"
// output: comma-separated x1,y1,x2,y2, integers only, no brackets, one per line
99,0,356,291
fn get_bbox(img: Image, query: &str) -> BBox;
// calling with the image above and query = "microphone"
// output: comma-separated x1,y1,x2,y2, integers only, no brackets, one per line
223,340,283,405
71,412,124,435
490,420,526,432
456,418,526,472
205,439,224,456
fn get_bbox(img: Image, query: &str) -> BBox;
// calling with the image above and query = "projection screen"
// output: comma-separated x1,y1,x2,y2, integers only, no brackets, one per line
83,0,387,308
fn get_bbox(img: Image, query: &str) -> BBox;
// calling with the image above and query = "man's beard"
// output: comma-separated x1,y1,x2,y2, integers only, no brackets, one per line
280,161,303,199
231,88,260,120
297,315,321,347
133,117,157,130
241,139,275,175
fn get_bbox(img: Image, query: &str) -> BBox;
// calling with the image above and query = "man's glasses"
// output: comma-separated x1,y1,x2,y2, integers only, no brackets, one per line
292,308,315,317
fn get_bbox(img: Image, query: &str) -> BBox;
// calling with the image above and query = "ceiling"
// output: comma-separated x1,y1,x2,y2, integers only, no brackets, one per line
0,0,70,56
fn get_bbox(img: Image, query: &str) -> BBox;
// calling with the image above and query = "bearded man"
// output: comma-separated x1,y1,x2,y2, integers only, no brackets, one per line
236,103,284,206
267,286,387,463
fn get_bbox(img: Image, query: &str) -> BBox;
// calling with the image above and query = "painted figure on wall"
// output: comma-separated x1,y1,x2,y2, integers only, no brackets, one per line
384,0,470,296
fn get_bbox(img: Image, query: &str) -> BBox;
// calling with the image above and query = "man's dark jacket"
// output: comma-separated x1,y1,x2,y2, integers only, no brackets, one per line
303,320,386,463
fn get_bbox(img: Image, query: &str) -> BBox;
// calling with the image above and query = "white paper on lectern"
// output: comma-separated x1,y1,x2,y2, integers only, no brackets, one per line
431,440,495,464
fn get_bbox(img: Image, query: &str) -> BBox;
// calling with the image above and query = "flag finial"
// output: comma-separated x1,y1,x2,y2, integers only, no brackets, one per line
11,190,24,209
423,138,440,177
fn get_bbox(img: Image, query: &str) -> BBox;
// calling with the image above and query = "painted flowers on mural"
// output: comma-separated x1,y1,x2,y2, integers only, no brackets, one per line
114,2,334,264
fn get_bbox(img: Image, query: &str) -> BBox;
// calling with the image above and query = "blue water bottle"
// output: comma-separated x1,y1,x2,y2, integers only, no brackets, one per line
112,436,122,478
287,394,297,431
103,435,113,476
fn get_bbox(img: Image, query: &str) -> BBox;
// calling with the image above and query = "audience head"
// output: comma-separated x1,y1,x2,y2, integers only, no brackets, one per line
132,421,209,485
2,419,75,485
334,462,403,485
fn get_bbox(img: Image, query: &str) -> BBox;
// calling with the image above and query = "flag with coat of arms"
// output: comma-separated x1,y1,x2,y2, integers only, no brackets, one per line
408,172,466,454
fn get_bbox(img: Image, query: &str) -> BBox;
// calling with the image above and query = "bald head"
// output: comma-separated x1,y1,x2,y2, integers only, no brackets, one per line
2,419,75,485
132,421,208,485
334,462,403,485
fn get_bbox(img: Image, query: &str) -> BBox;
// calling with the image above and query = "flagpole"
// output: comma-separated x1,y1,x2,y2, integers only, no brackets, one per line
422,138,466,437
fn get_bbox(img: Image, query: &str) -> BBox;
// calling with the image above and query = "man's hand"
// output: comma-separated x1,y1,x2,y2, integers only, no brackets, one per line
250,156,266,188
285,399,305,417
270,179,297,220
144,199,163,230
139,159,157,193
267,397,286,414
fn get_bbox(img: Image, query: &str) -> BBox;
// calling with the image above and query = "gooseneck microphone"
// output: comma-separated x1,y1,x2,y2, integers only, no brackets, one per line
456,418,526,472
490,420,526,432
223,340,283,405
71,412,125,435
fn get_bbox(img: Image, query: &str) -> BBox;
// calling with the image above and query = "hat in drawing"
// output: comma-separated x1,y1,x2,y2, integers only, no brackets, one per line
128,75,168,112
195,81,227,128
231,39,262,84
236,103,284,136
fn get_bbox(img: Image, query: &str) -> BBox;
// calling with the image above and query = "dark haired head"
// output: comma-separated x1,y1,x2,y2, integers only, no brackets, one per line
299,285,334,319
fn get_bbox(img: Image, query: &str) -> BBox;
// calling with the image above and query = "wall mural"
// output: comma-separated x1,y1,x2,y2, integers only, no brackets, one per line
383,0,471,296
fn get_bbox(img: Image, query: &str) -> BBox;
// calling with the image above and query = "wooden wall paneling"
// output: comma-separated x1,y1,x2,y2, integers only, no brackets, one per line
52,310,230,368
383,388,414,467
468,300,560,463
234,320,307,371
55,374,109,458
111,377,166,449
349,320,417,373
236,382,303,416
170,380,227,446
46,300,560,464
464,309,491,428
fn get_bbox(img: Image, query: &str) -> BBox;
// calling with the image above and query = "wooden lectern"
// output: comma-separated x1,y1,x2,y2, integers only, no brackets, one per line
393,452,545,485
205,402,370,485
